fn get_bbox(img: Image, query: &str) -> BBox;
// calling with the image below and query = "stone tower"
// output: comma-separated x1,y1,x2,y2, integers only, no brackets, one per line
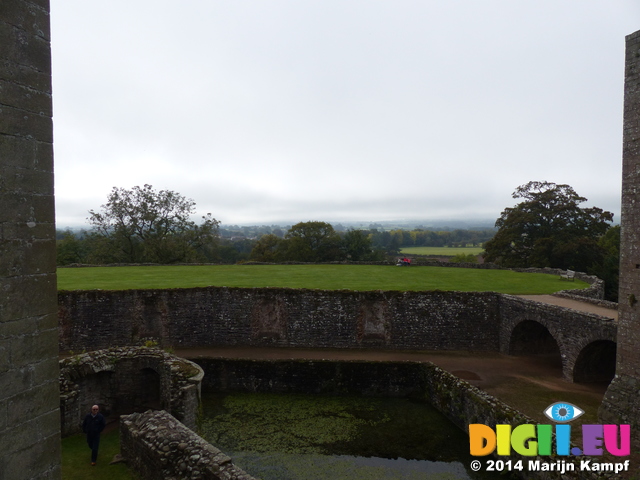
0,1,61,478
600,29,640,431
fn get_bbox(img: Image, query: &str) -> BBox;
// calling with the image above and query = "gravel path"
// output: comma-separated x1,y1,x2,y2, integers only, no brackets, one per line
517,295,617,319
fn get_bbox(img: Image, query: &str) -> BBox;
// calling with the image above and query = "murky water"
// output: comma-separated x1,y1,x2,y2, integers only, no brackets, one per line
198,392,514,480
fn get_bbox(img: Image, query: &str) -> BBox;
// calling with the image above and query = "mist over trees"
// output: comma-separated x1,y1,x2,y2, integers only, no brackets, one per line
56,182,620,300
57,218,493,265
56,186,496,265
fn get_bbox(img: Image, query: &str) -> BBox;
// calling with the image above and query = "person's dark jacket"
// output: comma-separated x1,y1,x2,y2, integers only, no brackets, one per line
82,413,105,436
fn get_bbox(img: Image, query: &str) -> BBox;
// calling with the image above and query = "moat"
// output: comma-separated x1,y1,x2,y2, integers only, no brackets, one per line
198,391,511,480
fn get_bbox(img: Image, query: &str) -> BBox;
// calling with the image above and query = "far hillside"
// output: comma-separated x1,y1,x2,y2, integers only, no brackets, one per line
57,264,589,296
399,246,484,256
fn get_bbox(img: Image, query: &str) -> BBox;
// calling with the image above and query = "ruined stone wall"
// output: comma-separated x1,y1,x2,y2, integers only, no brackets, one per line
58,287,502,352
57,285,616,383
601,28,640,430
59,347,204,436
120,410,257,480
0,1,60,478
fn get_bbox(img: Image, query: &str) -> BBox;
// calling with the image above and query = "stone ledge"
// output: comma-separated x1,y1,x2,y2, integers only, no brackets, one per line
120,410,257,480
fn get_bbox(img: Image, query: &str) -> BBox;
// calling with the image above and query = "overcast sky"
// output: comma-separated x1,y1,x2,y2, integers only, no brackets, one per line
50,1,640,228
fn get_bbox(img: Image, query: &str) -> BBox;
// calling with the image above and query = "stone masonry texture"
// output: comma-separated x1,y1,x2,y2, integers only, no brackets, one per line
59,347,204,437
601,29,640,431
121,410,257,480
58,286,617,382
0,1,60,479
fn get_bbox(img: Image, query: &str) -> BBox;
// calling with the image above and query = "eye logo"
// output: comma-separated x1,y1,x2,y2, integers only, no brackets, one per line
543,402,584,423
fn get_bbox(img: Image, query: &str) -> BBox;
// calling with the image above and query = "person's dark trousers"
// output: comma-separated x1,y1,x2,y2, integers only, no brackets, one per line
87,432,100,463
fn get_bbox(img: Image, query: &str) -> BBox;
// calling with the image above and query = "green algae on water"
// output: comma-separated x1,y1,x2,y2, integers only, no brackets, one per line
199,393,391,455
197,392,519,480
199,392,467,460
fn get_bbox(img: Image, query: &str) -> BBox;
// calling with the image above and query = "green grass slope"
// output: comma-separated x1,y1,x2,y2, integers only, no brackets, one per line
57,265,588,295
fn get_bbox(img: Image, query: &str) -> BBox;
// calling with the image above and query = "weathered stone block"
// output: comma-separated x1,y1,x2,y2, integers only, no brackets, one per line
10,331,58,366
0,105,53,143
0,272,57,319
0,78,53,116
0,164,55,195
0,22,52,77
0,135,53,170
0,0,51,40
7,380,58,420
0,366,33,401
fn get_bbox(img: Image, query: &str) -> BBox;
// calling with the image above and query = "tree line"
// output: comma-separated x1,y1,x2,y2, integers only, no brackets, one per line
56,185,496,266
57,219,493,266
57,182,620,300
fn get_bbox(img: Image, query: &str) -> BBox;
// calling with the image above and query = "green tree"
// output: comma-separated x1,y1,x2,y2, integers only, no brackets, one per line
341,229,377,261
483,181,613,271
56,230,89,265
87,185,219,264
591,225,620,301
284,221,343,262
249,234,285,262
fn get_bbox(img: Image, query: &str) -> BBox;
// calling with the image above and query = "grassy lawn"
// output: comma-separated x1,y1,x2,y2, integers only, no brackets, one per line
61,428,138,480
57,264,588,295
400,246,485,256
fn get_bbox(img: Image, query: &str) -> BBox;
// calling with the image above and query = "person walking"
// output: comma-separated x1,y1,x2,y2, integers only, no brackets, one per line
82,404,105,465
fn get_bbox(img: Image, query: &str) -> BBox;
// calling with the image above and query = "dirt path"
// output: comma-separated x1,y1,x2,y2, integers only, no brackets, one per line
517,295,618,320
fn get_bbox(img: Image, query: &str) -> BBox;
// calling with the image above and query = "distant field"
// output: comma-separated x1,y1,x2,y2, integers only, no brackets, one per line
400,246,484,256
57,265,588,295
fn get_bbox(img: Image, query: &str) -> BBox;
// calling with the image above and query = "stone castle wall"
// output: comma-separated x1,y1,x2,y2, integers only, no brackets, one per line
58,285,616,382
58,287,502,352
601,28,640,430
0,2,60,478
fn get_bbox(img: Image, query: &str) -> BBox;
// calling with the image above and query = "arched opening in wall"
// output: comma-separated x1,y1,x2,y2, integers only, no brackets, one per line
114,367,162,415
508,320,562,369
139,367,162,410
573,340,617,385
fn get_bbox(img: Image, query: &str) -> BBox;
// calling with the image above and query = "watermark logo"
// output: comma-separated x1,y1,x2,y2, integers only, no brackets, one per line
468,402,632,475
543,401,584,423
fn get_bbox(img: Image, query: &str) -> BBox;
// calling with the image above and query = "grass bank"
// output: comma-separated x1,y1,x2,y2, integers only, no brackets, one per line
57,264,588,295
61,428,137,479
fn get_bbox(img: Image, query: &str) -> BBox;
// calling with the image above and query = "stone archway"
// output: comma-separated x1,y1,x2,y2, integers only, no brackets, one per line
114,367,163,415
59,347,204,436
508,320,562,360
507,319,564,375
574,340,617,384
